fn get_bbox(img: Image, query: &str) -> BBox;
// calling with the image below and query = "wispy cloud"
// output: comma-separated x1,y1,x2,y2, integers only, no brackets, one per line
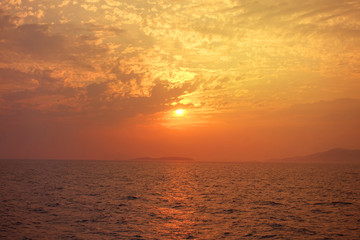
0,1,359,160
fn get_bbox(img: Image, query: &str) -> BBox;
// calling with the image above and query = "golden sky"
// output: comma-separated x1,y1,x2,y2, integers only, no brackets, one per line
0,0,359,161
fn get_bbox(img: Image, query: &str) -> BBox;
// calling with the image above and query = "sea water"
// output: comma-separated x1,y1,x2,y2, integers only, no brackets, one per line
0,160,359,239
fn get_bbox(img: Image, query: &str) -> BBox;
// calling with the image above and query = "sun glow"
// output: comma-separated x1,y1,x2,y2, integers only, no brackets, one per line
175,109,185,116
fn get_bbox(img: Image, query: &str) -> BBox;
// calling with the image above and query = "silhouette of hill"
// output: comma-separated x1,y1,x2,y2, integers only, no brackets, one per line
271,148,360,163
130,156,195,162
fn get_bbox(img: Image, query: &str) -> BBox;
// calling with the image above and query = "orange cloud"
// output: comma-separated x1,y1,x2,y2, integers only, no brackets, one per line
0,1,359,160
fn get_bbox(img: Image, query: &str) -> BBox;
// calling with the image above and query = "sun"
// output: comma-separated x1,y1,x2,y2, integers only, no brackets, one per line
175,109,185,116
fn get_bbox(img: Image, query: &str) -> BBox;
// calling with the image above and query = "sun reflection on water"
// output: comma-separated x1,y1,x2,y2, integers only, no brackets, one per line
152,164,198,238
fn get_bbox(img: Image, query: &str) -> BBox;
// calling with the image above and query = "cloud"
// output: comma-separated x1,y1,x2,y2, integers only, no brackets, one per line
0,10,16,29
0,22,111,65
82,81,197,122
0,1,360,160
0,1,360,123
0,64,197,124
0,68,38,93
275,98,360,123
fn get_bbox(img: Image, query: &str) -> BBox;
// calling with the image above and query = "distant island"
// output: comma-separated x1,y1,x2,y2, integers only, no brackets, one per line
271,148,360,163
130,156,195,162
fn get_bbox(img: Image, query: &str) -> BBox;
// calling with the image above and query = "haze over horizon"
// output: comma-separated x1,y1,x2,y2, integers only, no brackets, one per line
0,0,360,161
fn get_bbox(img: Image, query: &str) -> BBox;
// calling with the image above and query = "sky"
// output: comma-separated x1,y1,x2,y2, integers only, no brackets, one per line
0,0,359,161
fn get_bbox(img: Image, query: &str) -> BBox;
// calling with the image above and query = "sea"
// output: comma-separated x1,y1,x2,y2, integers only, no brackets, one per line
0,160,359,240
